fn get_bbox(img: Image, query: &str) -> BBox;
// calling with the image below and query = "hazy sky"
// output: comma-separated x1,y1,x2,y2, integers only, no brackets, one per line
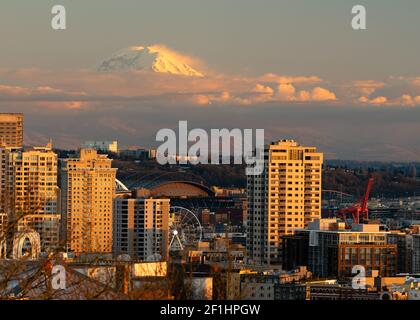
2,0,420,78
0,0,420,160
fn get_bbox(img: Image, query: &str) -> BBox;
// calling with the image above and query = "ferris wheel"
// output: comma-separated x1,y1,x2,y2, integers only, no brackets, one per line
169,206,203,251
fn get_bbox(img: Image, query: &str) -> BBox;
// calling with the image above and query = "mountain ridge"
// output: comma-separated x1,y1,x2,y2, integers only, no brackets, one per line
97,45,204,77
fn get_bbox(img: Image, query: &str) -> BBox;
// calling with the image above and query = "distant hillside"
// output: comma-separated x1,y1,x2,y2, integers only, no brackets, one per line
113,160,246,189
113,159,420,198
323,166,420,198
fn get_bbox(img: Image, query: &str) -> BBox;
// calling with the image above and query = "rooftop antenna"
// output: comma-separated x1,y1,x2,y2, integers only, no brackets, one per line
46,138,53,150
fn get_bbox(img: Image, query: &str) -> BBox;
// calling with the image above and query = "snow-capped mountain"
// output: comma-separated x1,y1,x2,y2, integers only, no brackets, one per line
97,45,204,77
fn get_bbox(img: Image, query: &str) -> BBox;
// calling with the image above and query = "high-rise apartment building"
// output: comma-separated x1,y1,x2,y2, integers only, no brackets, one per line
113,193,170,261
0,113,23,243
0,147,16,235
60,149,117,254
0,113,23,148
247,140,323,266
1,143,60,251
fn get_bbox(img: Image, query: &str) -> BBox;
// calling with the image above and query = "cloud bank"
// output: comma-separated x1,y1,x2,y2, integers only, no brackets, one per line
0,45,420,160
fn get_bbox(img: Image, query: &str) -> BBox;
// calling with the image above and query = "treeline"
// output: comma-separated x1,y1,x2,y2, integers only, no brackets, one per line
113,159,420,197
324,166,420,198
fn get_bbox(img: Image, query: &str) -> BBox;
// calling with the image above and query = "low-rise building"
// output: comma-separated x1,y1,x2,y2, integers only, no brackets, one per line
113,192,170,261
239,267,312,300
308,283,380,300
282,219,398,278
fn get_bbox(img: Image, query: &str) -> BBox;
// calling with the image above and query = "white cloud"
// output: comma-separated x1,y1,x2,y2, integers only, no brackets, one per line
252,84,274,95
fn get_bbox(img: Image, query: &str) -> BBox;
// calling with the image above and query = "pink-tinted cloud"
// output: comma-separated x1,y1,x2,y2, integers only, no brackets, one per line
359,93,420,107
277,83,296,101
257,73,322,85
192,94,212,105
351,77,420,106
360,96,388,105
252,84,274,95
0,84,66,97
310,87,337,101
0,63,419,109
350,80,386,96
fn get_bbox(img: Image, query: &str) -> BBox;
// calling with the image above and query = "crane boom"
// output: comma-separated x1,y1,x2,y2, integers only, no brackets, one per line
360,177,374,216
336,177,374,226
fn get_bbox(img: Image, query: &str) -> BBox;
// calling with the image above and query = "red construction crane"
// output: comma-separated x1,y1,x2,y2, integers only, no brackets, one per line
337,177,374,226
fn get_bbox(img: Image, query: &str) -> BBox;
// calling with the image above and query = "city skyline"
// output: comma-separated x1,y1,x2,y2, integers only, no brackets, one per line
1,115,420,302
2,1,420,306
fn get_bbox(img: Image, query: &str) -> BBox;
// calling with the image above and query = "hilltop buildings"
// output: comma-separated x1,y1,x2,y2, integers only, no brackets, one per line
119,146,157,160
82,141,118,154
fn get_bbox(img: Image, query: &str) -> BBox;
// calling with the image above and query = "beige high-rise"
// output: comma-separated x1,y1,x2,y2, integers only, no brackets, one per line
0,113,23,242
61,149,117,254
1,143,60,251
113,196,170,261
0,113,23,148
0,147,15,235
247,140,323,266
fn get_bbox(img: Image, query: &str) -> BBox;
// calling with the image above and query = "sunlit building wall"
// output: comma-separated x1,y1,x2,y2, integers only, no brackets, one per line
61,149,117,254
247,140,323,266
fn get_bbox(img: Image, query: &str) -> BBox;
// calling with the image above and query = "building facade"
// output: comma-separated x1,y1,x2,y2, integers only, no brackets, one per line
0,113,24,245
11,144,59,251
308,283,380,300
119,147,156,160
247,140,323,266
60,149,117,254
0,143,60,251
0,147,15,235
412,234,420,274
0,113,23,148
282,219,398,278
239,267,311,300
387,232,413,274
113,195,170,261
